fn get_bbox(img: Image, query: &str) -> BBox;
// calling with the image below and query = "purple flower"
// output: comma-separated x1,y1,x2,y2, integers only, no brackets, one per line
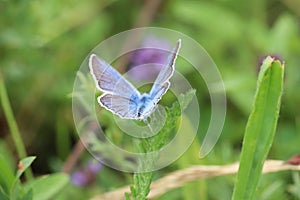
127,36,171,81
70,159,103,187
71,171,88,186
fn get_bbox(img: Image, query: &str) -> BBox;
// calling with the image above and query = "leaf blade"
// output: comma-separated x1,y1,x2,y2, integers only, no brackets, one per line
24,173,69,200
232,56,284,200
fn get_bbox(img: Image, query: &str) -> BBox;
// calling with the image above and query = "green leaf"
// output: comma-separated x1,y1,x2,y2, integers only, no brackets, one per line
124,192,131,200
21,189,33,200
130,185,136,197
10,181,21,200
232,56,284,200
130,89,196,199
0,155,15,194
0,188,9,200
10,156,36,200
24,173,69,200
16,156,36,180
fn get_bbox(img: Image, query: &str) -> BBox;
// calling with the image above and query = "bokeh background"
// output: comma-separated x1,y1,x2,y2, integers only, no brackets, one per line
0,0,299,199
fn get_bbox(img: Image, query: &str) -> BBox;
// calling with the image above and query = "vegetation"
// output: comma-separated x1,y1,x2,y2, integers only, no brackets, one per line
0,0,299,199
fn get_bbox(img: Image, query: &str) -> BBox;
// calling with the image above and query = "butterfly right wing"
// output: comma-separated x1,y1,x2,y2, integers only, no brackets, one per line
98,94,138,119
89,54,140,98
150,39,181,102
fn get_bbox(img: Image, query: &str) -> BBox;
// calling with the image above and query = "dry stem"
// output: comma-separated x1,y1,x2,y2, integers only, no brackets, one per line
91,160,300,200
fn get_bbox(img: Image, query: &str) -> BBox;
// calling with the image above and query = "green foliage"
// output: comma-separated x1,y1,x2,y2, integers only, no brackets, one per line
0,71,33,181
0,155,68,200
24,173,69,200
15,157,36,180
232,57,284,200
0,155,15,195
0,0,299,199
128,89,196,200
0,155,69,200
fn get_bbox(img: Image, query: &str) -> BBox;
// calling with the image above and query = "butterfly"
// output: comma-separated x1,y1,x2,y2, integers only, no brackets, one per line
89,39,181,120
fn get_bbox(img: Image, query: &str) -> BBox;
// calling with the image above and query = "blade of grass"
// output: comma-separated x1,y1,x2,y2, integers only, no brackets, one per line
0,155,15,194
0,70,33,181
24,173,69,200
232,56,284,200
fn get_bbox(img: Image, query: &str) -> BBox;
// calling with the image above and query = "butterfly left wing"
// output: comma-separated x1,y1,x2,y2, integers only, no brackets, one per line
89,54,142,119
150,39,181,102
98,94,138,119
89,54,140,98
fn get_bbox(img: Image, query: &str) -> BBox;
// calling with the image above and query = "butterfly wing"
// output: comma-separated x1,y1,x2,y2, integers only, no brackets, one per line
89,54,140,119
89,54,140,98
150,39,181,102
98,94,138,119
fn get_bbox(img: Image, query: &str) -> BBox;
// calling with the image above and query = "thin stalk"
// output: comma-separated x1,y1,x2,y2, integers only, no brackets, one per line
0,70,33,181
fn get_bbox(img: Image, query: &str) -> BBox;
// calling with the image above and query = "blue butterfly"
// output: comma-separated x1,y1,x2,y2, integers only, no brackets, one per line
89,39,181,120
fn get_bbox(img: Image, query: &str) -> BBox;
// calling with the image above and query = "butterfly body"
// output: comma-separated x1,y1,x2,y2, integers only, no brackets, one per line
89,39,181,120
135,93,156,119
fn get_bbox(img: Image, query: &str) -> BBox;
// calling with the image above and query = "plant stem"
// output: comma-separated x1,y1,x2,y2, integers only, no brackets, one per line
0,70,34,181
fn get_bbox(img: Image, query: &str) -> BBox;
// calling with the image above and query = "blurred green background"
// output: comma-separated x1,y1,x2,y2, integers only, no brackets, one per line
0,0,299,199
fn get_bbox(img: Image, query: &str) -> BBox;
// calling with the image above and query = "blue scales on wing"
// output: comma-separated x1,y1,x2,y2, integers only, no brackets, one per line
89,54,140,119
89,54,139,97
98,93,139,119
150,39,181,103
